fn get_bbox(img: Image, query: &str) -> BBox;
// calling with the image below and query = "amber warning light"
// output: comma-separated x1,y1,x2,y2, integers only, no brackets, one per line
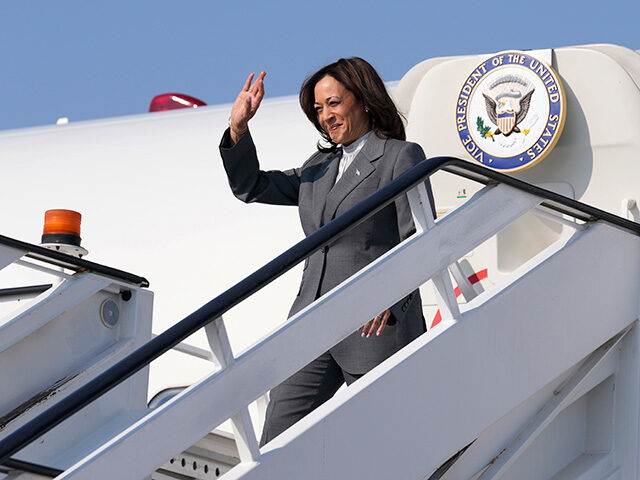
41,209,88,257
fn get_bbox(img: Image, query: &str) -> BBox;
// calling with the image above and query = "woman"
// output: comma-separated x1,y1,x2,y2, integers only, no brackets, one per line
219,58,431,446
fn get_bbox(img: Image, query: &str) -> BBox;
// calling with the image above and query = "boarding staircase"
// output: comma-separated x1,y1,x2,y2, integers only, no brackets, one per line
0,157,639,480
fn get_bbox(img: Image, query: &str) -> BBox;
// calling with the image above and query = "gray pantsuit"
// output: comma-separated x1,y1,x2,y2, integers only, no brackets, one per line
219,128,431,444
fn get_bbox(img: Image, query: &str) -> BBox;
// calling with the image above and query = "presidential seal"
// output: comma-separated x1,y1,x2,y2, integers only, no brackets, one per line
455,51,566,172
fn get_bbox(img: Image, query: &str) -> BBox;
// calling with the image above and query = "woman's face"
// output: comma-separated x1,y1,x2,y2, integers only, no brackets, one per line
313,75,370,146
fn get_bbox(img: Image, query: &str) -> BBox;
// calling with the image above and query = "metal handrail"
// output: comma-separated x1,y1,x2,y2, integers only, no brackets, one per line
0,284,52,300
0,234,149,287
0,458,62,478
1,156,638,464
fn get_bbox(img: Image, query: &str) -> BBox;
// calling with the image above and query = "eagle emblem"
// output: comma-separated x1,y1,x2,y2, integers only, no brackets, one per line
482,74,534,136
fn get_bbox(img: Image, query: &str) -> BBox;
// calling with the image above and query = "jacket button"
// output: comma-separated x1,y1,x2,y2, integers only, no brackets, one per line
401,304,407,312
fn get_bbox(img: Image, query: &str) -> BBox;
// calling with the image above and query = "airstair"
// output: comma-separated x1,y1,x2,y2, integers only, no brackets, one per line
0,157,638,480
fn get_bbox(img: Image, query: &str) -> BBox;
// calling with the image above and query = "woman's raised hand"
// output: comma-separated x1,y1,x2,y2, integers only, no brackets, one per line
229,71,266,143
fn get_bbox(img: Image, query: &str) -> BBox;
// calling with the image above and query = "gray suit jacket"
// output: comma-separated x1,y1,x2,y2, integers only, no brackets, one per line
219,128,430,373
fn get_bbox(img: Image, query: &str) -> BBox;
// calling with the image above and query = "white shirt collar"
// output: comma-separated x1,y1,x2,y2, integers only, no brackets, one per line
335,131,372,184
341,130,372,156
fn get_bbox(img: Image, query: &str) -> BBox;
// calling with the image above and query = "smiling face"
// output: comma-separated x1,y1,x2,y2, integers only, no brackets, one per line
313,75,370,146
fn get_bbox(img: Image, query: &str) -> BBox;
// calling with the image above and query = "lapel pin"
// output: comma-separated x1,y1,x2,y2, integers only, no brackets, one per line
355,169,361,176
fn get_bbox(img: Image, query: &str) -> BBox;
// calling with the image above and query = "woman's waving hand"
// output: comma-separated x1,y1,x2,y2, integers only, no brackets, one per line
229,71,266,143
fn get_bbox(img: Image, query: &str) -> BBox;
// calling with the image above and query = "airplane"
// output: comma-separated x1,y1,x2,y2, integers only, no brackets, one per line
0,43,638,479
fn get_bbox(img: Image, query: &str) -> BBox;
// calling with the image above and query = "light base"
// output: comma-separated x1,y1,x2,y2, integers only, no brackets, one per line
40,243,89,258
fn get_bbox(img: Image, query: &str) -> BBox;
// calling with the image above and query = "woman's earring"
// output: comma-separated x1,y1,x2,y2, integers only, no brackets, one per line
364,108,369,113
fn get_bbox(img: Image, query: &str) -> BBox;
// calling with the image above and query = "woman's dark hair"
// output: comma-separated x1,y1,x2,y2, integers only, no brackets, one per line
299,57,405,152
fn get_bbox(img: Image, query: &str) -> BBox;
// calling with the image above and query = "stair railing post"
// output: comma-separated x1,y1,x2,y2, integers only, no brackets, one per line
255,393,270,439
205,317,261,463
449,260,478,302
407,182,461,321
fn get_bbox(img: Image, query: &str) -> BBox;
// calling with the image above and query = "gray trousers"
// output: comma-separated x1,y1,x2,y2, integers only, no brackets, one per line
259,351,362,446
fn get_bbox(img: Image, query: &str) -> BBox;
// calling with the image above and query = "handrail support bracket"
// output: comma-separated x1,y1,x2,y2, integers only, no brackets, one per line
407,182,461,321
205,318,260,462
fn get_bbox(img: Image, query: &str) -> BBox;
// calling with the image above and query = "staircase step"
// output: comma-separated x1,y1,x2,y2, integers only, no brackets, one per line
154,430,239,480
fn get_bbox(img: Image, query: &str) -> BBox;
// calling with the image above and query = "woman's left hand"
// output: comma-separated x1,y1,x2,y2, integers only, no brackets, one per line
361,309,390,338
229,71,266,143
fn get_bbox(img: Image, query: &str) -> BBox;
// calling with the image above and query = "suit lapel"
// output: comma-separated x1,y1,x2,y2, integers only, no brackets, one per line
311,150,341,230
322,134,386,225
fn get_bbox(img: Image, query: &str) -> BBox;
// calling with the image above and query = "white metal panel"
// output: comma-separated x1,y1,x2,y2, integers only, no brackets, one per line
478,328,629,480
0,274,109,354
442,335,621,480
0,288,153,469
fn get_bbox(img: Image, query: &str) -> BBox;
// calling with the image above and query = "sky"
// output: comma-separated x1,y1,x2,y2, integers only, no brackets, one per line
0,0,638,132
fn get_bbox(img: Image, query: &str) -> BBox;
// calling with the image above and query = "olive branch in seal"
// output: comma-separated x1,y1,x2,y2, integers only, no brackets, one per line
476,116,495,142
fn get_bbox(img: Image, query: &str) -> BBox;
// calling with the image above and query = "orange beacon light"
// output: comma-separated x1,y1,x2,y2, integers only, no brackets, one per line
41,209,88,257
